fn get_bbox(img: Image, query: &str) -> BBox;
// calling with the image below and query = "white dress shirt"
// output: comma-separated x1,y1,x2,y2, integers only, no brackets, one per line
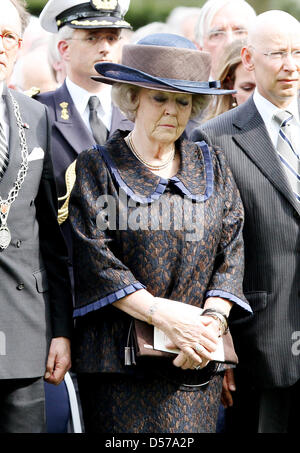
253,88,300,151
0,82,9,143
65,77,112,134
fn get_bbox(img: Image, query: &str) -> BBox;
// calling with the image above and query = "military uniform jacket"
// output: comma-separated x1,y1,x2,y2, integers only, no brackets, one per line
36,81,133,257
36,81,133,199
191,96,300,388
0,87,72,379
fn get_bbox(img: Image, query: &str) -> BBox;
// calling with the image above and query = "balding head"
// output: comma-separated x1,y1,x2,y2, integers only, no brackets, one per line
247,10,300,49
241,10,300,108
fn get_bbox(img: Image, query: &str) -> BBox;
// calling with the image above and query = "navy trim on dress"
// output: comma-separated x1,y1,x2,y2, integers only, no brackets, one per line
170,141,214,202
95,140,214,203
205,290,253,313
73,282,146,318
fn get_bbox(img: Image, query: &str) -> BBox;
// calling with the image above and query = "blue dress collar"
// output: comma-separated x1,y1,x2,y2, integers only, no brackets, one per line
95,130,214,203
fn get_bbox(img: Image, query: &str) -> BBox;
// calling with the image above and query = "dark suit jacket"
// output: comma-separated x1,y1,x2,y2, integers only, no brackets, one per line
191,96,300,388
0,87,72,379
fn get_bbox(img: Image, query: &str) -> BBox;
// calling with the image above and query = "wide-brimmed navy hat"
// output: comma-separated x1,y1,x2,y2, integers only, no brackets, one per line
93,33,235,95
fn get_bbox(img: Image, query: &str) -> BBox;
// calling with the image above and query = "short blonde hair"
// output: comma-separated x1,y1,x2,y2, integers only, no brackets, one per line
111,83,210,122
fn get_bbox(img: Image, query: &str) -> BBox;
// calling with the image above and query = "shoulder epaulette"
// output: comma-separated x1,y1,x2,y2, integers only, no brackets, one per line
58,160,77,225
24,87,41,98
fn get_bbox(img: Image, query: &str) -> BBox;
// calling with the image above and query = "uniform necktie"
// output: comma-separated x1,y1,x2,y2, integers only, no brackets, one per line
88,96,108,146
273,110,300,202
0,122,9,180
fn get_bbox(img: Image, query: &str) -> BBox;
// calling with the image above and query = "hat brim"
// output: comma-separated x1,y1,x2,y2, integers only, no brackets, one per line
93,62,235,95
66,16,131,29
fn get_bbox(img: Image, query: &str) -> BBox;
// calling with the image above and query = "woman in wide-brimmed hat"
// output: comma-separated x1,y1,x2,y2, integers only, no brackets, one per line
69,33,251,433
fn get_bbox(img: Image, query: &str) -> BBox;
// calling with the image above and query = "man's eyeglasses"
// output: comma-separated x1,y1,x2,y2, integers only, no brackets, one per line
0,31,22,50
207,28,248,42
261,50,300,62
67,35,120,46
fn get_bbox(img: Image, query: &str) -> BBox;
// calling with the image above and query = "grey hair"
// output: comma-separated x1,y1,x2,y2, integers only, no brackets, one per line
111,83,210,122
47,33,62,66
194,0,256,47
9,0,30,35
57,24,75,41
166,7,202,35
46,26,74,71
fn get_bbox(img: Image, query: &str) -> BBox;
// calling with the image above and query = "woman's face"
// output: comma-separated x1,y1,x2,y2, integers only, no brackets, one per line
232,62,256,105
134,88,192,144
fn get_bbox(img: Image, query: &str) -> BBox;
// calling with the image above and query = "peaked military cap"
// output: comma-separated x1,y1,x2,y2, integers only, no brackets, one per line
40,0,131,33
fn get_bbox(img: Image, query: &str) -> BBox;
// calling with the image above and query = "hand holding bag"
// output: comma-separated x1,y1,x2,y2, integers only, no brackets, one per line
125,318,238,365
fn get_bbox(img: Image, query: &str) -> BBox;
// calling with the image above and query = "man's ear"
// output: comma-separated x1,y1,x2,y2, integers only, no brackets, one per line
57,40,70,62
241,46,254,72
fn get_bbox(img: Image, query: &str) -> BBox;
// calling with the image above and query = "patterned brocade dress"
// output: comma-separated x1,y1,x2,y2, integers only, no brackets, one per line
69,130,251,433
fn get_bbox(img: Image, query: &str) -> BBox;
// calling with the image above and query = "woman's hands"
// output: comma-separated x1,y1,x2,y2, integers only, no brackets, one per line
154,299,221,370
113,290,232,372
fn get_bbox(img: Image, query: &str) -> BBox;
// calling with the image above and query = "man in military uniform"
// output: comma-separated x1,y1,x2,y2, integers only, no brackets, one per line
37,0,132,235
35,2,133,432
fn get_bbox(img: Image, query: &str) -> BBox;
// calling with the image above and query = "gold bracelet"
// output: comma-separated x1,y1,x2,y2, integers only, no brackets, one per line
201,309,229,335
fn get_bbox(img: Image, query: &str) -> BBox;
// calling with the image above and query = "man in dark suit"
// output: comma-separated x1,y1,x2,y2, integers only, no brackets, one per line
0,0,72,432
36,0,133,283
191,10,300,432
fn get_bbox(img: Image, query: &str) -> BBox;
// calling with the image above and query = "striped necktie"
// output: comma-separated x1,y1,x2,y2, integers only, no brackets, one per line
273,110,300,202
0,121,9,180
88,96,108,146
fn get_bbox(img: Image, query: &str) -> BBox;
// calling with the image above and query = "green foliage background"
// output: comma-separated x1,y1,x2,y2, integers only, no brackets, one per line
26,0,300,29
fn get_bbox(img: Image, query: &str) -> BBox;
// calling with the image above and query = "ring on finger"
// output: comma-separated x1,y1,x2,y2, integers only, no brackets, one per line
194,343,205,354
194,365,201,370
